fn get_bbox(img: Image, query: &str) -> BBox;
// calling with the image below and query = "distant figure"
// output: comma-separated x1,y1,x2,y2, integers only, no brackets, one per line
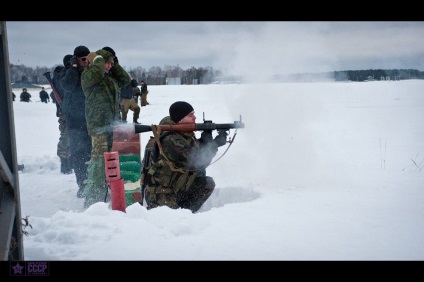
20,88,31,102
39,87,50,103
12,91,16,101
50,91,56,103
119,78,140,124
140,80,149,106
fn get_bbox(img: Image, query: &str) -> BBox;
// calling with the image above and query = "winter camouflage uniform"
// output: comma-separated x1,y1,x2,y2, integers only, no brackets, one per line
81,49,131,208
144,116,219,213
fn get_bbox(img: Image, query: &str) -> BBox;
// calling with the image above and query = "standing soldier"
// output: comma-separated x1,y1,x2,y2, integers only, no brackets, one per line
140,80,149,106
39,87,50,103
119,78,140,124
61,46,92,198
81,47,131,208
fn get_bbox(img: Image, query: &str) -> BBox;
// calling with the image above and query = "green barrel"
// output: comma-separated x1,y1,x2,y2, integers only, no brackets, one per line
120,161,141,172
119,154,141,163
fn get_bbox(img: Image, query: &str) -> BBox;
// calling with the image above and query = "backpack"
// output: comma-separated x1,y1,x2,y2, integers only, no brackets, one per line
140,129,195,198
140,132,170,197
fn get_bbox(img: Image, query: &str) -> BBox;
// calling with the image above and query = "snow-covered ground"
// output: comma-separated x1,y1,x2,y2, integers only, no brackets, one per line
12,80,424,261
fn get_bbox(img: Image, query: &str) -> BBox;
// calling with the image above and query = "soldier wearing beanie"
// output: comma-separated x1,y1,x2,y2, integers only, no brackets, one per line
61,45,92,198
143,101,228,213
63,54,73,68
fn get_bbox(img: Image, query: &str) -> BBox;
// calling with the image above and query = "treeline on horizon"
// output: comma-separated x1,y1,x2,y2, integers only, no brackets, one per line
9,63,424,85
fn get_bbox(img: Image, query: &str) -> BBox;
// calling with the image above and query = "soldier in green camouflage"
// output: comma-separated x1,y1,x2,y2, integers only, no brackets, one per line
81,47,131,208
144,101,228,213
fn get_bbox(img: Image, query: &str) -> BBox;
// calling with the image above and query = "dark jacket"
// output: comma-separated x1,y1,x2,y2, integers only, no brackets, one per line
119,83,136,100
20,91,31,102
60,64,88,130
39,90,49,102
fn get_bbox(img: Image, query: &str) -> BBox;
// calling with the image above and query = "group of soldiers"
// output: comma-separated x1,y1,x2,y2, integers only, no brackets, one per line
13,47,235,214
16,86,51,103
47,45,152,208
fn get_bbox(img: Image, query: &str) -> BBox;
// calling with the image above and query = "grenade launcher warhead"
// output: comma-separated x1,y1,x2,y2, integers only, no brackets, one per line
134,115,245,134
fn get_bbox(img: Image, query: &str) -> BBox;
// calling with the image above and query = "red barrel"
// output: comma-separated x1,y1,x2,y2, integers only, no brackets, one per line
104,152,126,212
109,178,126,213
104,152,121,181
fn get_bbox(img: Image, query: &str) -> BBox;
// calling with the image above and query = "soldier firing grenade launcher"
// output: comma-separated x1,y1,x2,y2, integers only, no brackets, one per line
43,71,63,105
134,114,245,134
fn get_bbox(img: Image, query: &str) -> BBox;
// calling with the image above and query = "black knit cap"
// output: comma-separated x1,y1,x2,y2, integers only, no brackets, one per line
63,54,73,67
169,101,194,123
131,79,138,87
73,46,90,57
102,46,116,57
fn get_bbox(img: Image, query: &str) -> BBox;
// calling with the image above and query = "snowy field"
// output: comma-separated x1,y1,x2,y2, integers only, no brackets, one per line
12,80,424,261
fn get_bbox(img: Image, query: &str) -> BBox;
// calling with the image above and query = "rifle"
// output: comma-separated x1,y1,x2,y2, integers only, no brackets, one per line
134,114,245,134
43,72,63,105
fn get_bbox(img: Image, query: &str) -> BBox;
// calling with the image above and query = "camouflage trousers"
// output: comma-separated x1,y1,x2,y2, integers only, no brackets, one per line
84,133,113,208
120,98,140,122
57,111,71,159
145,176,215,213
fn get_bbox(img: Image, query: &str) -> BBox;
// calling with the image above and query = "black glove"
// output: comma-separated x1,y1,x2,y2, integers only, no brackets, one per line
214,131,228,147
70,56,78,68
200,130,213,143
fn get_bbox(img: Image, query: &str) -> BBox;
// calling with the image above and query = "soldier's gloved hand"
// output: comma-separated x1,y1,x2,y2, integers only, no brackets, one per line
201,130,213,143
70,56,78,68
214,131,228,147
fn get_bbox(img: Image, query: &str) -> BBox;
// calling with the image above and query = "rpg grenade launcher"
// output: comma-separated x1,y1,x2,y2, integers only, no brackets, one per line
134,113,245,162
134,113,245,136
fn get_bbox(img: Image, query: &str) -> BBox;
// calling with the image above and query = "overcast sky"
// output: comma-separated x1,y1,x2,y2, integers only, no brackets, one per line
5,21,424,75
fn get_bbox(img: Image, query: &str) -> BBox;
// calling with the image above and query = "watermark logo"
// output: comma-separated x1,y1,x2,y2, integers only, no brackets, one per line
10,261,49,276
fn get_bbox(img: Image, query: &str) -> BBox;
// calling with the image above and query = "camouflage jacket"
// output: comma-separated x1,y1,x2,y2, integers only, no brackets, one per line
145,116,219,191
81,56,130,135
